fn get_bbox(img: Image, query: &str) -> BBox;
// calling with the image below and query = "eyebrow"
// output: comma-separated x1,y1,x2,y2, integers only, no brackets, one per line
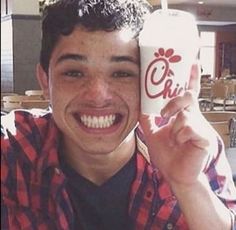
56,53,139,65
110,55,139,65
56,54,87,65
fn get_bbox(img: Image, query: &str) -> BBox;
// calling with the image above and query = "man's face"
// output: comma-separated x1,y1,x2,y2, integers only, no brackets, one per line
40,27,140,155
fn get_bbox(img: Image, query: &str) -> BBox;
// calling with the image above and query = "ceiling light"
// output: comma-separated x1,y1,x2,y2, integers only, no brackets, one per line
198,1,204,4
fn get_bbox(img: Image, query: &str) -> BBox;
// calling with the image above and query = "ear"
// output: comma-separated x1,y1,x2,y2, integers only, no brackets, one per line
36,64,50,99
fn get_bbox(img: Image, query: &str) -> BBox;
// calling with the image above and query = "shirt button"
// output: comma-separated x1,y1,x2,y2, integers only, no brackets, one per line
54,167,61,175
167,223,173,230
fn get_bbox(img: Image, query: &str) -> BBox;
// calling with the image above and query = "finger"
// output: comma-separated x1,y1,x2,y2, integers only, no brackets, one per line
161,90,197,118
169,107,210,148
170,110,210,148
139,114,156,136
188,62,201,95
161,62,200,118
176,126,209,148
170,110,189,139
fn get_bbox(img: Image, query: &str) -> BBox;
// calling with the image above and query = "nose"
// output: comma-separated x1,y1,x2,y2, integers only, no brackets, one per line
83,77,112,106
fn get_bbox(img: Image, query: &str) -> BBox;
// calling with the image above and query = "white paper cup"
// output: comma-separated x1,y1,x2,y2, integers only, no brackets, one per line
139,9,199,124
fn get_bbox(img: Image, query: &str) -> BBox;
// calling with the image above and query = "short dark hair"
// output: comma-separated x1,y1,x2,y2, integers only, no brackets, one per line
40,0,152,73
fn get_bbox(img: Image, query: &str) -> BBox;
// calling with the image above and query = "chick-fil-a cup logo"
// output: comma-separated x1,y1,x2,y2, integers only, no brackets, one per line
145,48,188,99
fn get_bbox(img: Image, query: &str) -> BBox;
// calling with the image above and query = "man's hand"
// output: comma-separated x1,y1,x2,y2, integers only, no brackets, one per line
139,63,218,187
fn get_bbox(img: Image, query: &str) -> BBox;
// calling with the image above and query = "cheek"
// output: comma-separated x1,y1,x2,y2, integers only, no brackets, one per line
50,85,71,113
124,85,140,112
49,78,74,105
131,82,140,106
126,94,140,128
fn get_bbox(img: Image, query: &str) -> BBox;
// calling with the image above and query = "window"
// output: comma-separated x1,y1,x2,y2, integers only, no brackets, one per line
199,31,216,79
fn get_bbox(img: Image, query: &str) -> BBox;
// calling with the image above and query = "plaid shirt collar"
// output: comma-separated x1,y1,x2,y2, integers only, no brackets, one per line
35,115,151,177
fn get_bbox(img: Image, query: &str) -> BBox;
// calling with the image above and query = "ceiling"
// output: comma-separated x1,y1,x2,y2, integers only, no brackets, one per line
147,0,236,25
148,0,236,7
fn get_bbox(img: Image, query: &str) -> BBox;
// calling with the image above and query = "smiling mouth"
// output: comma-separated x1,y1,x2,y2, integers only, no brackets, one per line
76,114,122,129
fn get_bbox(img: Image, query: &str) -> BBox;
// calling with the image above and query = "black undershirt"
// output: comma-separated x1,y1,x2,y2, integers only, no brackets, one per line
60,153,136,230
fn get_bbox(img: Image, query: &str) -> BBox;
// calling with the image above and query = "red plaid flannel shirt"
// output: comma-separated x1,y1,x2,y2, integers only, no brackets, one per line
1,109,236,229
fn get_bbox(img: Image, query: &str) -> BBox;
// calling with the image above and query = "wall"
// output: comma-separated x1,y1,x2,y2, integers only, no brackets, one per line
154,4,236,24
1,0,41,94
1,18,14,92
1,0,39,15
198,24,236,78
1,15,41,94
13,15,41,93
12,0,39,15
215,29,236,78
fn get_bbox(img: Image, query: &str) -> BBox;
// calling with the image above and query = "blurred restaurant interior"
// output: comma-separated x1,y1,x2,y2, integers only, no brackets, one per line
1,0,236,181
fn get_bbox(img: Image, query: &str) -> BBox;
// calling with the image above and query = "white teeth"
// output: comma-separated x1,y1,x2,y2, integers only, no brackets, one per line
80,115,116,128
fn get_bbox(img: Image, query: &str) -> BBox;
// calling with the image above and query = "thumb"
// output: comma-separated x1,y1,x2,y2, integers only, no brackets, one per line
139,114,166,136
139,114,153,137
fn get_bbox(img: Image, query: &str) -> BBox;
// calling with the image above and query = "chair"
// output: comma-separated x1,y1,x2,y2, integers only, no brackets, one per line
22,90,49,109
198,85,212,111
200,87,211,97
1,93,18,108
210,82,228,110
2,94,50,111
209,81,235,111
202,111,236,148
21,100,50,109
200,75,211,84
229,117,236,147
1,92,18,98
223,81,236,98
25,90,44,99
2,95,24,112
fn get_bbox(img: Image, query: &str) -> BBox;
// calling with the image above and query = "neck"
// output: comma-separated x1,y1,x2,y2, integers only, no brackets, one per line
61,132,136,186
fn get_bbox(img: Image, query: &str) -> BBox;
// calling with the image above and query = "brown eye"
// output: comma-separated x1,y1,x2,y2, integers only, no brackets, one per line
113,71,134,78
64,70,83,78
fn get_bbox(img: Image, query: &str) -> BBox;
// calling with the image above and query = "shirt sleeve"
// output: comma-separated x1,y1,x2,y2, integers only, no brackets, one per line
204,137,236,230
1,142,21,230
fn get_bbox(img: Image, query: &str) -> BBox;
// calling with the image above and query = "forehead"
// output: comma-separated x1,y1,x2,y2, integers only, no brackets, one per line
51,26,139,60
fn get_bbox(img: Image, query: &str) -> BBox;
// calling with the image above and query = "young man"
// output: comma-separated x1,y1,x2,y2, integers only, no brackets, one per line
1,0,236,229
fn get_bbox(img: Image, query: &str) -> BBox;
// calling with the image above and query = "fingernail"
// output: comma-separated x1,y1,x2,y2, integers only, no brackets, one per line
161,109,168,118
